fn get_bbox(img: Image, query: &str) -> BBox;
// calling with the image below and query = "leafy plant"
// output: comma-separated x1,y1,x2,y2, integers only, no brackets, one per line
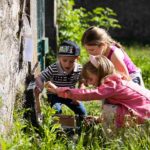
83,7,121,30
57,0,86,45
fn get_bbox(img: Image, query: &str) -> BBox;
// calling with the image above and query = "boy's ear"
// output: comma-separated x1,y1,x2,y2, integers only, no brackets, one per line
76,56,80,60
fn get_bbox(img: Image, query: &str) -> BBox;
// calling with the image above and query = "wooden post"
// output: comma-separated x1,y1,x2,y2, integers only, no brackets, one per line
45,0,58,53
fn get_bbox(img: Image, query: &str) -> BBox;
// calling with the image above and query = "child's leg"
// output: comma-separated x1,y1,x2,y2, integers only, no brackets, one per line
47,94,87,116
103,105,136,128
62,99,87,116
101,104,118,128
47,94,62,114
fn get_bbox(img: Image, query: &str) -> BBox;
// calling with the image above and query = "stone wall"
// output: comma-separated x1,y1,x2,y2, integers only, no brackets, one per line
0,0,38,133
75,0,150,43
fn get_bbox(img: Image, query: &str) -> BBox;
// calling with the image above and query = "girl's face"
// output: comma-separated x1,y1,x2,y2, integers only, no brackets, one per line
59,56,77,73
86,71,99,87
84,43,106,56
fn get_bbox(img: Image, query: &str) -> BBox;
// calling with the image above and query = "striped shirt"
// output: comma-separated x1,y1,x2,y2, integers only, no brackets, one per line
41,61,82,88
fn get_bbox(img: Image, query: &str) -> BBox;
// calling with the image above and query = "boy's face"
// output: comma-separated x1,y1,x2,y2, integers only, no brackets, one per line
59,56,78,73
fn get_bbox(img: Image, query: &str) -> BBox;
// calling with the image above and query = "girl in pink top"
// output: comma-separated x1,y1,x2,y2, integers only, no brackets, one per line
46,56,150,127
82,26,144,86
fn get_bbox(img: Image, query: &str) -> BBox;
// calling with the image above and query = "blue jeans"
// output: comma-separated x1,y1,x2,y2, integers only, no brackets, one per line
130,69,144,87
47,94,87,116
132,76,142,85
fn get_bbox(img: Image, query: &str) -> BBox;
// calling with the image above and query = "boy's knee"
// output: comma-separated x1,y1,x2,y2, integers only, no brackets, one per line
52,103,62,114
77,104,87,116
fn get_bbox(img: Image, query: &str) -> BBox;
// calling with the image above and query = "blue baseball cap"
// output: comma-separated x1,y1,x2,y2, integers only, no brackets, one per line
58,40,80,56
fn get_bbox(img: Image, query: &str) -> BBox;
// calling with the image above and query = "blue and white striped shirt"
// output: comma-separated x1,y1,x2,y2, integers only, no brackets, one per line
41,61,82,88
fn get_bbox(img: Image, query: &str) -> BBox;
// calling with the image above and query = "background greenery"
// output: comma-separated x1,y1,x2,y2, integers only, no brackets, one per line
57,0,120,45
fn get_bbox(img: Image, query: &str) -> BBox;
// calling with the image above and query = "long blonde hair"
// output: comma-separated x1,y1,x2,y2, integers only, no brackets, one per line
82,56,115,85
81,26,123,50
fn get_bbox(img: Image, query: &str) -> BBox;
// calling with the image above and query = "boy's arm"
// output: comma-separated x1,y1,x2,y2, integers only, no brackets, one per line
34,87,41,114
35,75,44,92
34,75,44,115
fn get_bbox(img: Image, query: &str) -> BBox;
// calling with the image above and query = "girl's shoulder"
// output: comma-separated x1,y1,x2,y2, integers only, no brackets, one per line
102,74,123,84
107,45,124,60
107,46,125,60
98,74,124,91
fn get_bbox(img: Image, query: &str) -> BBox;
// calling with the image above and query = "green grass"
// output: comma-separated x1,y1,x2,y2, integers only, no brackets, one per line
125,45,150,89
0,44,150,149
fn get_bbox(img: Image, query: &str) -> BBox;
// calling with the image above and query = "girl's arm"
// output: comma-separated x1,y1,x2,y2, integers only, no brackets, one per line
111,49,129,79
56,78,117,101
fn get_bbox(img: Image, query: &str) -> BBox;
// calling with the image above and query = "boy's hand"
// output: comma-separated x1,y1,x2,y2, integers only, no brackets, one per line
71,99,80,105
44,81,57,93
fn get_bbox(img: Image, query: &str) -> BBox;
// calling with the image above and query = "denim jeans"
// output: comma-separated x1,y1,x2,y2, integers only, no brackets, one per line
132,77,141,85
130,69,145,87
47,94,87,116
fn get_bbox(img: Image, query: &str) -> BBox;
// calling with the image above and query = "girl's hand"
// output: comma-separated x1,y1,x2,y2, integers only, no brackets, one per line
84,116,101,126
45,83,80,104
84,116,97,126
45,82,71,98
45,82,73,99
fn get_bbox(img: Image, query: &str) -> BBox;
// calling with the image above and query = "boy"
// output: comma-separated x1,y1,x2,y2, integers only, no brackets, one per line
34,40,87,119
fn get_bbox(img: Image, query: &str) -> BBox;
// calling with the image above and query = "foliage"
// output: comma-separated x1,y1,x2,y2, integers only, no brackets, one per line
84,7,121,30
45,51,57,67
0,101,67,150
1,108,150,150
57,0,86,45
57,0,121,46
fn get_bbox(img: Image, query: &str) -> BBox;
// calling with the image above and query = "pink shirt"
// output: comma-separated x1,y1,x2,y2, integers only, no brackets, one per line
108,46,137,74
56,74,150,126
